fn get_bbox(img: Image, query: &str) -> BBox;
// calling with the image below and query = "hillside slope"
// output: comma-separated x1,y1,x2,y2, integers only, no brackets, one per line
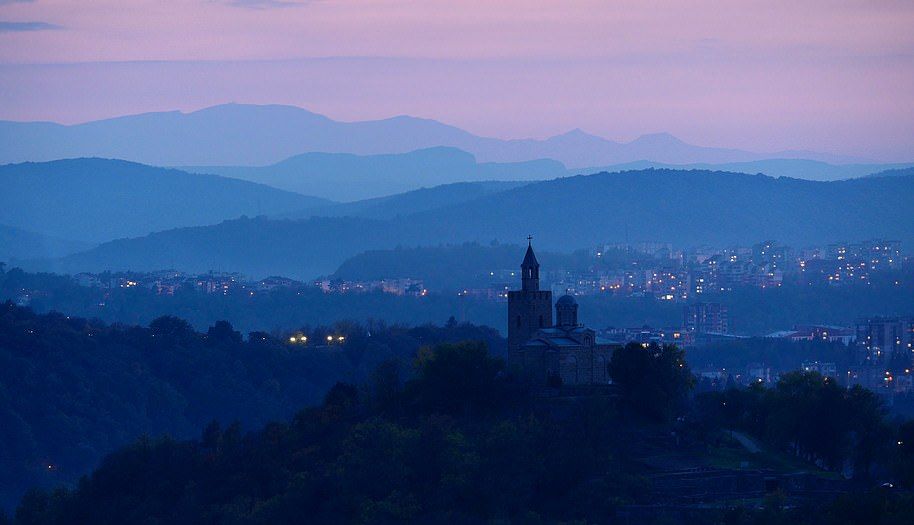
0,225,89,262
0,158,329,243
286,180,529,219
404,169,914,249
34,170,914,278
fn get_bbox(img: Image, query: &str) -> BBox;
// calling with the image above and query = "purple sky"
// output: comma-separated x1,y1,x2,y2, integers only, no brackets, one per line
1,0,913,161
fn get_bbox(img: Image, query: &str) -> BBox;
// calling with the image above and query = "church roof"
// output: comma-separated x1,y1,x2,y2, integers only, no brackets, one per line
522,243,539,268
522,325,620,350
525,336,580,347
556,294,577,306
547,337,581,346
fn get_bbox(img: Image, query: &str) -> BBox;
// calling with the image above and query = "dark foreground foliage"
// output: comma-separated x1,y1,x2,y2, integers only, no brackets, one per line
7,339,914,524
693,373,892,476
10,342,639,524
0,301,502,511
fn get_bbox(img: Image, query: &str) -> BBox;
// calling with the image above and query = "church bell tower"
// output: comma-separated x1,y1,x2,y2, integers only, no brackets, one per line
507,237,553,369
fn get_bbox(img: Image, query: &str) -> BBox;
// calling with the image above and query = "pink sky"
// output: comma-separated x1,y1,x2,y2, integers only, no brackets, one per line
1,0,913,160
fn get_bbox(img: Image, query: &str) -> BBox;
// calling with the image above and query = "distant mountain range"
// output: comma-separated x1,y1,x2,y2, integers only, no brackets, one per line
585,159,914,183
186,147,559,201
188,147,913,200
192,147,907,202
0,158,328,245
284,181,530,219
0,103,881,169
30,169,914,279
864,167,914,178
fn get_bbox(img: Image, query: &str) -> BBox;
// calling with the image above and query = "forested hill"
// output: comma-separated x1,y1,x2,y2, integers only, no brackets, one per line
0,301,503,511
35,169,914,279
0,158,328,244
867,166,914,178
8,340,914,524
332,243,593,290
404,169,914,250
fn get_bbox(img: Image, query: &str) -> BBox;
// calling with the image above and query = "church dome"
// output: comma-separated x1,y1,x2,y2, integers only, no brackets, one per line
556,294,577,306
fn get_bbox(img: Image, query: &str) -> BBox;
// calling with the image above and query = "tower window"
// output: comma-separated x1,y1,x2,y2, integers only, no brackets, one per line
539,315,544,327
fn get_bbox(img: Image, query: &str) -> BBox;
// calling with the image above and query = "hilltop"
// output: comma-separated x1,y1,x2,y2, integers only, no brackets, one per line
30,169,914,278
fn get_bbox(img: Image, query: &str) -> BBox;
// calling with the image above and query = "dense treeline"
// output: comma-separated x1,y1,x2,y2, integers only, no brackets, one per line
693,373,901,477
687,337,855,374
332,242,638,290
707,270,913,335
7,341,914,524
0,301,502,511
6,341,679,524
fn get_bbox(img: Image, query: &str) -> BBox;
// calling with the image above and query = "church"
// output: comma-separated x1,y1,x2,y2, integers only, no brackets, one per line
507,240,618,386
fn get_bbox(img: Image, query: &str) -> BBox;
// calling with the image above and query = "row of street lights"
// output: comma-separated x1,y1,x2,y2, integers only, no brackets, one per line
288,334,346,345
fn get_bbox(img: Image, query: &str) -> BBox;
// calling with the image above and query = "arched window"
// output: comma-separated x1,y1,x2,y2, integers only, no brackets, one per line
538,315,544,327
516,316,522,328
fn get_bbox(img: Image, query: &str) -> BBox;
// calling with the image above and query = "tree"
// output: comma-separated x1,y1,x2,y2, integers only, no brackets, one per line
407,342,506,416
148,315,197,346
608,342,693,422
205,320,242,345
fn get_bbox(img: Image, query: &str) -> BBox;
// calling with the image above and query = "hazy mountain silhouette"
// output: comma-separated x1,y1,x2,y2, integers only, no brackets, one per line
0,103,873,168
187,147,561,200
0,224,89,262
865,166,914,178
0,158,329,243
39,216,388,279
583,159,914,182
283,180,530,219
401,169,914,250
33,169,914,279
193,149,905,201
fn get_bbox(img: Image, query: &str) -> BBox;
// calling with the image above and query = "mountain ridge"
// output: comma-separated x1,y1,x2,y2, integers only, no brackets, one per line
187,147,562,200
186,146,910,201
27,169,914,279
0,103,877,168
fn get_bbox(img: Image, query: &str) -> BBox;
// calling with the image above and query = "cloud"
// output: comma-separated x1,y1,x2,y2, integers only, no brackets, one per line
0,21,62,32
222,0,307,8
